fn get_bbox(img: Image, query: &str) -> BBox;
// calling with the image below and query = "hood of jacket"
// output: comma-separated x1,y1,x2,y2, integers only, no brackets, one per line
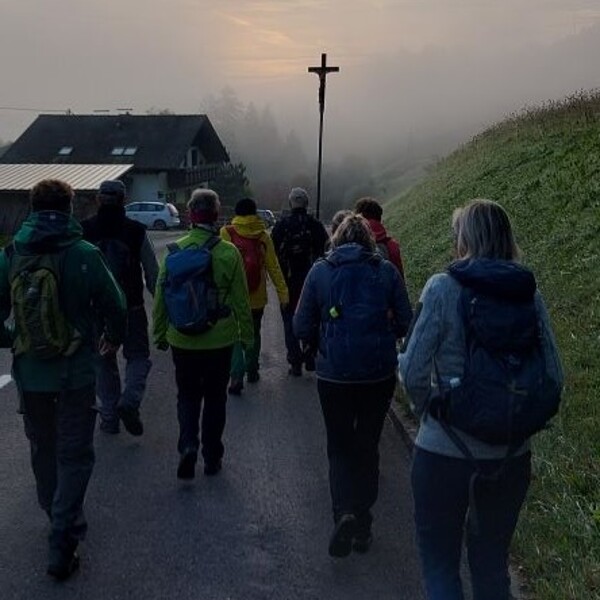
230,215,267,239
326,243,378,267
448,258,536,302
14,211,83,255
367,219,390,243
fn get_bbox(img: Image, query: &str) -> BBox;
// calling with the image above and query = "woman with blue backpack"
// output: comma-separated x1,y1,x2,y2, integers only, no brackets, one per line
294,213,412,558
398,199,564,600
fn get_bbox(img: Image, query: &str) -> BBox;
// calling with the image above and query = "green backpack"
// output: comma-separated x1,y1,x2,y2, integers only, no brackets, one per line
7,245,81,359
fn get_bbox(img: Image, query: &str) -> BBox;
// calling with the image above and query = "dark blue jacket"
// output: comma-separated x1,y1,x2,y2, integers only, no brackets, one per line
294,243,413,383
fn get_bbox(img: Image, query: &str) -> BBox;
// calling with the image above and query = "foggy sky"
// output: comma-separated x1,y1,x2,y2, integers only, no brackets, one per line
1,0,599,157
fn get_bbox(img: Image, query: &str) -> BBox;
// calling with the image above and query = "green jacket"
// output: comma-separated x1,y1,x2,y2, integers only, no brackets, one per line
0,211,127,392
153,226,253,350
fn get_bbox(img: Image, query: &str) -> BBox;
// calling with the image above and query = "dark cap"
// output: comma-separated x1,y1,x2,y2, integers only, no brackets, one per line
235,197,257,216
98,180,126,198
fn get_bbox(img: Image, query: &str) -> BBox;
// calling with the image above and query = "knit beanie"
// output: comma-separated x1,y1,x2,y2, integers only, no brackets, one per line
235,197,257,216
288,187,309,209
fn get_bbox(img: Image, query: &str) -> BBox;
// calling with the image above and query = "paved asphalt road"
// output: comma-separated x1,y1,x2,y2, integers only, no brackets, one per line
0,231,426,600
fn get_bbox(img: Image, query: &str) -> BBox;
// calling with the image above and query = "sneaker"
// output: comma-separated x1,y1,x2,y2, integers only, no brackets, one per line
204,459,222,476
246,371,260,384
352,532,373,554
177,450,197,480
328,514,356,558
99,420,120,434
304,355,316,372
289,363,302,377
47,547,80,581
117,406,143,437
228,379,244,396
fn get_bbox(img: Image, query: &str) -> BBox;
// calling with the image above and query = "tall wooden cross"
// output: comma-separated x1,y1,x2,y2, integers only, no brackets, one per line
308,53,339,220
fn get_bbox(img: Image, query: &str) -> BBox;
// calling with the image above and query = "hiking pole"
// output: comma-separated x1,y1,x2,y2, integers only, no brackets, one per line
308,53,339,221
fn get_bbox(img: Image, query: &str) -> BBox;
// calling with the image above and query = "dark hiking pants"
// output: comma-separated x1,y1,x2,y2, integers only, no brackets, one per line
171,345,233,467
21,385,97,552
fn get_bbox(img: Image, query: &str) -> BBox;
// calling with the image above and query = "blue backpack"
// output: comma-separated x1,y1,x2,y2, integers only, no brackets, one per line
321,253,397,381
429,277,562,447
162,237,230,335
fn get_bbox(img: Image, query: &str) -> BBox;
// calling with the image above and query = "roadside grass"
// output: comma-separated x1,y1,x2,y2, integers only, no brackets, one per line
385,91,600,599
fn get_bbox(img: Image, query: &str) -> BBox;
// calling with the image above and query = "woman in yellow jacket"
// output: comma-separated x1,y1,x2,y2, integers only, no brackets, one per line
220,198,289,394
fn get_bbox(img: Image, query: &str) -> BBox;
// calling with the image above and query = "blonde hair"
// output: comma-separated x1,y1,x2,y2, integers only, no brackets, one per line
330,213,376,251
452,199,520,261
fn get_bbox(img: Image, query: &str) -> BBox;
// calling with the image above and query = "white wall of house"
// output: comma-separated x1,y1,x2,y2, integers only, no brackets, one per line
128,172,169,203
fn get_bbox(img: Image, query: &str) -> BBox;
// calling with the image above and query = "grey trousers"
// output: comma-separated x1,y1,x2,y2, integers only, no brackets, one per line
22,385,97,551
97,306,151,424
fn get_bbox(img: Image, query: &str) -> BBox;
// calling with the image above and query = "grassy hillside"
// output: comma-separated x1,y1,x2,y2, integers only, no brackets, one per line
385,92,600,599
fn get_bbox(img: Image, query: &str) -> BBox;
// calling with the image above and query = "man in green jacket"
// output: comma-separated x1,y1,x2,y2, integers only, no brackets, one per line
0,179,127,580
153,188,253,480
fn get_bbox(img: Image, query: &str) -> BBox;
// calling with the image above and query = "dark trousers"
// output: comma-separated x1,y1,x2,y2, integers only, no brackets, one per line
21,385,97,551
171,345,233,466
281,305,303,366
411,448,531,600
230,309,264,379
97,306,151,425
317,376,395,529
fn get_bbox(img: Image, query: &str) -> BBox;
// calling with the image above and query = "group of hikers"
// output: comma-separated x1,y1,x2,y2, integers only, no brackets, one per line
0,177,563,600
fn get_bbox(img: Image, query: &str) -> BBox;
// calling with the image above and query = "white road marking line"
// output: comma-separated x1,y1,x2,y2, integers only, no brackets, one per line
0,375,12,389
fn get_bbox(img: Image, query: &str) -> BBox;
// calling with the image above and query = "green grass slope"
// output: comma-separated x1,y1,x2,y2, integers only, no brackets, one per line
385,92,600,599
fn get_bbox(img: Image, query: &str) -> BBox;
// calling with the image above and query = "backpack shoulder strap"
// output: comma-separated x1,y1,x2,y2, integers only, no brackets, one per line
167,242,179,254
204,236,221,251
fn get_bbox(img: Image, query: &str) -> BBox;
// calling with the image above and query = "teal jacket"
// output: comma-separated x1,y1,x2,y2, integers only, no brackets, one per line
0,211,127,392
153,226,253,350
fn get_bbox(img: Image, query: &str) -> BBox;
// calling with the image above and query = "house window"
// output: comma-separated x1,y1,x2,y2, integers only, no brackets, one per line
111,147,125,156
58,146,73,155
123,146,137,156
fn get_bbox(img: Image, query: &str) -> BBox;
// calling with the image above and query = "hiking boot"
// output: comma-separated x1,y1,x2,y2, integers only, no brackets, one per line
328,514,356,558
289,363,302,377
304,355,316,372
47,544,80,581
228,379,244,396
246,371,260,384
117,406,143,437
204,459,222,476
353,531,373,554
99,419,120,434
177,450,197,480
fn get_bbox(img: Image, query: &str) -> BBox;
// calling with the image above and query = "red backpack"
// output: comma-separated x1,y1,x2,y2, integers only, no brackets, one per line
226,226,265,292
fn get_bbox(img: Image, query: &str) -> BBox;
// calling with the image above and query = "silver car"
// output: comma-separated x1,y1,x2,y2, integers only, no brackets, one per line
124,202,180,230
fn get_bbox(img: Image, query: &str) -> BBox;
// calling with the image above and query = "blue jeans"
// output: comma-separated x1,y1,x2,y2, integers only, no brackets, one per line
22,385,97,552
411,447,531,600
97,306,151,424
317,377,396,528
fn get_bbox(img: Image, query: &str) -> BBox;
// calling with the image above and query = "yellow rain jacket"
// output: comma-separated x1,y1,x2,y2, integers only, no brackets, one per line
220,215,289,310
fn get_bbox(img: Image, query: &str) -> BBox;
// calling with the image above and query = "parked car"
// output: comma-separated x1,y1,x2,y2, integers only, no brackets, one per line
257,209,276,229
124,202,180,230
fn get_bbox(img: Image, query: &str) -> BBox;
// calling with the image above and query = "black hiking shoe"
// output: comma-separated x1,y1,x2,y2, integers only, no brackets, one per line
328,514,356,558
228,379,244,396
289,363,302,377
204,459,222,476
117,406,143,437
177,450,198,480
47,547,80,581
246,371,260,384
99,419,120,434
304,355,316,372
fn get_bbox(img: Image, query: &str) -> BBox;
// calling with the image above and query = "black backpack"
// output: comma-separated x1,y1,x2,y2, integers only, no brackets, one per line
280,215,314,275
429,281,562,447
97,238,134,297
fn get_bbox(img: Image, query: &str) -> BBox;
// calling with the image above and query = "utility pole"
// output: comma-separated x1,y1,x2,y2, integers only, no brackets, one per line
308,53,339,220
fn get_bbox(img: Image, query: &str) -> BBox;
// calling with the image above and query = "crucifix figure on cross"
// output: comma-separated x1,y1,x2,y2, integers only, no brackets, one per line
308,53,339,220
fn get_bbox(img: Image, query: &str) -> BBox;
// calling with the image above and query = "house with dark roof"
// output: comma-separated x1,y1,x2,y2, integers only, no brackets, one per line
1,114,230,205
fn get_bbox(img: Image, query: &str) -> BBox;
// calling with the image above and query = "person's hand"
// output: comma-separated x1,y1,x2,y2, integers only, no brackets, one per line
156,340,169,351
98,334,119,356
